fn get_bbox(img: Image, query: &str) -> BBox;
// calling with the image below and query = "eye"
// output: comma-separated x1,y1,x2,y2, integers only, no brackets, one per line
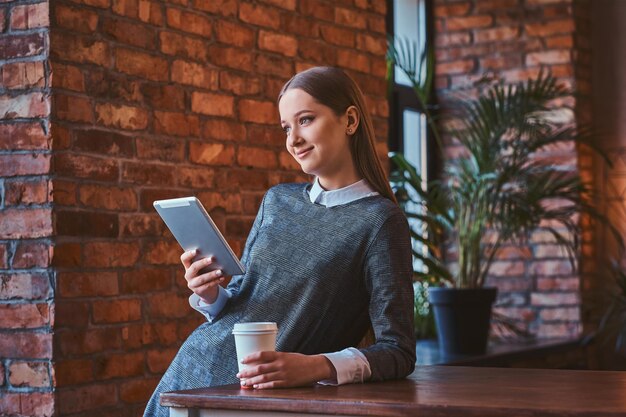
299,116,313,126
282,125,291,135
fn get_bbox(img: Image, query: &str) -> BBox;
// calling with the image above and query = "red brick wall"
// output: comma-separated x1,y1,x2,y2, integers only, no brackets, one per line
46,1,388,416
0,0,55,415
433,0,587,339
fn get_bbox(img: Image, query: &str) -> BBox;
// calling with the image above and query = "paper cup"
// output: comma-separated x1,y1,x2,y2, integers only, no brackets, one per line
232,322,278,373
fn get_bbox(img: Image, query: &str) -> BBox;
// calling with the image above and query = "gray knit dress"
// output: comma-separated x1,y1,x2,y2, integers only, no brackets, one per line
143,183,415,417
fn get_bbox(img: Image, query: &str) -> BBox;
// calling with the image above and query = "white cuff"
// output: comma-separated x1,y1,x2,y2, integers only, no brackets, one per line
319,348,372,385
189,286,231,322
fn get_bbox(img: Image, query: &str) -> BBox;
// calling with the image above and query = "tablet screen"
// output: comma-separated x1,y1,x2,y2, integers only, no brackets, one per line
153,197,246,276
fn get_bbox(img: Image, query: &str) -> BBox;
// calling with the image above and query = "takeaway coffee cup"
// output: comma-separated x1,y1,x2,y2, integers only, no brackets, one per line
232,322,278,373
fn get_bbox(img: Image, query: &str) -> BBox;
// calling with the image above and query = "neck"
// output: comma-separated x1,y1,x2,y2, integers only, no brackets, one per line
317,171,362,191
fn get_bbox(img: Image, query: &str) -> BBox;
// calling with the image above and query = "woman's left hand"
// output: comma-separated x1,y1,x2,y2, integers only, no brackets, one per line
236,351,336,389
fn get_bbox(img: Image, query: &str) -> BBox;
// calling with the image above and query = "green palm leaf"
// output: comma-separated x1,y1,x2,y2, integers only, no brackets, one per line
388,36,623,290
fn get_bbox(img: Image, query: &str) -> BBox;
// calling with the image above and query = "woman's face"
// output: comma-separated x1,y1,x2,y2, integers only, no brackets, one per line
279,88,358,189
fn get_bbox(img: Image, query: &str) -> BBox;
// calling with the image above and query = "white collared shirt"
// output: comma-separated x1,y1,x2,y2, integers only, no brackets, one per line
190,178,378,385
308,177,379,207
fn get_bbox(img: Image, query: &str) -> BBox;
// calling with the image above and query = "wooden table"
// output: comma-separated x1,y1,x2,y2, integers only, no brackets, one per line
161,366,626,417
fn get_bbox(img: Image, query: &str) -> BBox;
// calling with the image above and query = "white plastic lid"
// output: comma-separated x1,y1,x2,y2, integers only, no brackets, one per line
233,322,277,333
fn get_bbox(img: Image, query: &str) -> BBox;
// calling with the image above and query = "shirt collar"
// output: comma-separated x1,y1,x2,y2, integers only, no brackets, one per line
309,177,379,207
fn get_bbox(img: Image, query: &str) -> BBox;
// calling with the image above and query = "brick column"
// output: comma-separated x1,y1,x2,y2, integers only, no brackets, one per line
434,0,586,339
0,1,54,415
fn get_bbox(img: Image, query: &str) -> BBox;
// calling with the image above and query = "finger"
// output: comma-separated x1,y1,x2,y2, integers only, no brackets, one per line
240,371,284,388
236,362,279,379
190,278,224,295
188,269,223,289
252,380,286,389
185,257,216,279
242,350,277,364
190,278,225,297
180,250,197,269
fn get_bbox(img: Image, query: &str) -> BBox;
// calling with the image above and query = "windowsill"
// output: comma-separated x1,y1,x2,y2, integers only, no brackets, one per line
416,337,587,367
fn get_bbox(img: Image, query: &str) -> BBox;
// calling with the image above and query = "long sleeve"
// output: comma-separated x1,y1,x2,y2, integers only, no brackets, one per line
189,287,232,322
320,348,371,385
359,211,416,381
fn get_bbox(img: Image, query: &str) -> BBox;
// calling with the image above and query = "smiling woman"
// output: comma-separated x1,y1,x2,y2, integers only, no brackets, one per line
278,67,397,201
143,66,415,417
279,88,359,190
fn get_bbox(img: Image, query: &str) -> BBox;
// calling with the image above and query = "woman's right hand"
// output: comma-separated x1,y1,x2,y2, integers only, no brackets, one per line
180,250,225,304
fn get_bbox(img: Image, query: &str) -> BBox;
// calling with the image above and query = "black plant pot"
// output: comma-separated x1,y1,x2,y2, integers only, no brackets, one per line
428,287,498,356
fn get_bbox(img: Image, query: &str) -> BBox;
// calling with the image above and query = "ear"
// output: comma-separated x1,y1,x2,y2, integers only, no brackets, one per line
345,105,360,136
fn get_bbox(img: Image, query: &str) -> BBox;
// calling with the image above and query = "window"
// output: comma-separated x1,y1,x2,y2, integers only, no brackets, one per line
387,0,431,174
387,0,434,272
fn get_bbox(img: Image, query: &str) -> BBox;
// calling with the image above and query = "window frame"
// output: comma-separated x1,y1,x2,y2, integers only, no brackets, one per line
386,0,439,181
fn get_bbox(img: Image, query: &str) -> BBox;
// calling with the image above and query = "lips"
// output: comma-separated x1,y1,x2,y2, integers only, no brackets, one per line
295,146,314,158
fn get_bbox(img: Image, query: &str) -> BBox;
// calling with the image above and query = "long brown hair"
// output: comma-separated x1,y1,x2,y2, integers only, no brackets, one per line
278,66,397,204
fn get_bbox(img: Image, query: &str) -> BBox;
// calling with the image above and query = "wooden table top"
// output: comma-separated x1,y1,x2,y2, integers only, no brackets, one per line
161,366,626,417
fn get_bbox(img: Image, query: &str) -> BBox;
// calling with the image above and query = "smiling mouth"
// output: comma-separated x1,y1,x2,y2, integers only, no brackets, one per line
296,147,314,158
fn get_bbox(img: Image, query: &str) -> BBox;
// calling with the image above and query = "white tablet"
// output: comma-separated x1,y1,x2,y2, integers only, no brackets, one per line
153,197,246,276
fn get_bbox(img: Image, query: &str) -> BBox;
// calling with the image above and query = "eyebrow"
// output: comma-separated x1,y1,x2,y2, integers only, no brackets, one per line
280,109,314,124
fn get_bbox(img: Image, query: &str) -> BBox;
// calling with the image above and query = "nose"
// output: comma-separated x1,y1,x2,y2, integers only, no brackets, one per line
287,126,303,148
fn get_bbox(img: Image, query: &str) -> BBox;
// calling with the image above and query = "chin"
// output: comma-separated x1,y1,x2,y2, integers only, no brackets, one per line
297,163,317,176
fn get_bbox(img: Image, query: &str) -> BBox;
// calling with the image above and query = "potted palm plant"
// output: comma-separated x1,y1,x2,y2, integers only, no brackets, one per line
388,37,612,355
